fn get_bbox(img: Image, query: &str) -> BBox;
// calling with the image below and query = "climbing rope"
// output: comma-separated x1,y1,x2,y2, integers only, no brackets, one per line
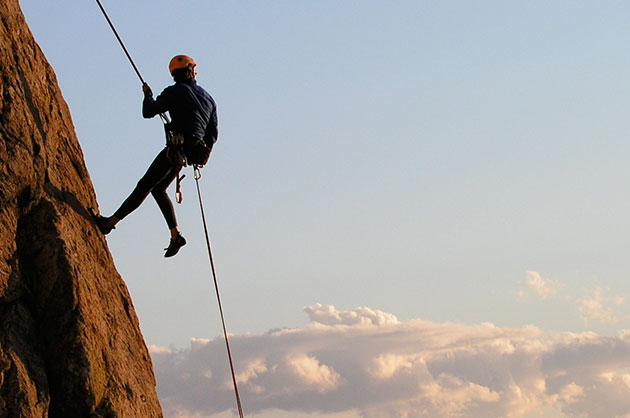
194,167,245,418
95,1,244,414
95,0,169,124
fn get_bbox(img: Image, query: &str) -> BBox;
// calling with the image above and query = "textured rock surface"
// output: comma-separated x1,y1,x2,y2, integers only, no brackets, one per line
0,0,163,416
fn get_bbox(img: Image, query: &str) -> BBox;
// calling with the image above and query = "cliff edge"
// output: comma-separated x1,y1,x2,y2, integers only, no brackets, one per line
0,1,163,416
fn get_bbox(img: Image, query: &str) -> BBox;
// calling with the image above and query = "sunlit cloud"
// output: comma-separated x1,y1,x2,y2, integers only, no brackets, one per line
576,287,627,325
522,271,564,300
151,304,630,418
304,304,399,326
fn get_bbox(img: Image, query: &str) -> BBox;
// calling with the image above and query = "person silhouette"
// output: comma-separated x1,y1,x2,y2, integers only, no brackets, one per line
94,55,218,258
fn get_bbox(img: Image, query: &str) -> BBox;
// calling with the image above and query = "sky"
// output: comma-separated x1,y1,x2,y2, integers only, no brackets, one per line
18,1,630,417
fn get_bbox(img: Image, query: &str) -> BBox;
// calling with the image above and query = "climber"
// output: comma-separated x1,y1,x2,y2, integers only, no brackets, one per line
94,55,218,258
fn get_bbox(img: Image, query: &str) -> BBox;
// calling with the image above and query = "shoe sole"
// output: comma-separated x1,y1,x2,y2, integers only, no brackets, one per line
164,238,186,258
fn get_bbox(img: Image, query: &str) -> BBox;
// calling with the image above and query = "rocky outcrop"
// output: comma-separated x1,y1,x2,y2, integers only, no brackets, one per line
0,0,163,416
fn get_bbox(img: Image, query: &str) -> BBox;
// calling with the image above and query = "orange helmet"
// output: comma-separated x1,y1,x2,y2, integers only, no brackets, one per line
169,55,196,75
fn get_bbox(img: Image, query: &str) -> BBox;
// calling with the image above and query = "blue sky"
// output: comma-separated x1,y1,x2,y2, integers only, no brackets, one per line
19,1,630,417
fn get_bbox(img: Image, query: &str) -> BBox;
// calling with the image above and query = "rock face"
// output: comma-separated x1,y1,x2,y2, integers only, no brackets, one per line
0,1,163,417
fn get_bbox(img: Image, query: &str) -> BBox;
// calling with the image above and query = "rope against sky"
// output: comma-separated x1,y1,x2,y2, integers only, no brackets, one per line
94,1,245,416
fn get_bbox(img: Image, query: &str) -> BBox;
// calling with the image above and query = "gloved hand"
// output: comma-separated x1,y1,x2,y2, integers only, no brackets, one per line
142,82,152,94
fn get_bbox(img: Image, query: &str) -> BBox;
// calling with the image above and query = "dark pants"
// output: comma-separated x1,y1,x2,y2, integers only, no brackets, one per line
114,147,179,229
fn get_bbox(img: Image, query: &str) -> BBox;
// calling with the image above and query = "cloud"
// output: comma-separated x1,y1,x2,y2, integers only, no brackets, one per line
576,287,627,325
288,354,341,392
151,305,630,418
522,271,564,300
304,304,399,326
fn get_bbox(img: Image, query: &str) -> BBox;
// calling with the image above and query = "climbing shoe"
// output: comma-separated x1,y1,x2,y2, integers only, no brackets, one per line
164,233,186,258
90,210,115,235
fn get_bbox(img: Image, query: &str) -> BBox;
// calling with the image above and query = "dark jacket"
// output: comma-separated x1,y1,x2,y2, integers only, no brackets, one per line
143,79,218,146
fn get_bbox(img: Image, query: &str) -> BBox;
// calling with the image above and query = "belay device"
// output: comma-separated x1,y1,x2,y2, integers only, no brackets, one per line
95,2,245,416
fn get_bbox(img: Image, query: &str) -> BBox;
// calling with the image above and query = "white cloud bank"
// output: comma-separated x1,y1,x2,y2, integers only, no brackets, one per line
151,304,630,418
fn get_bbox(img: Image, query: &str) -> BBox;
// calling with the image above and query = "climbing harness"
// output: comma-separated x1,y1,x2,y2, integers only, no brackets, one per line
95,2,245,415
163,127,186,202
194,166,245,418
